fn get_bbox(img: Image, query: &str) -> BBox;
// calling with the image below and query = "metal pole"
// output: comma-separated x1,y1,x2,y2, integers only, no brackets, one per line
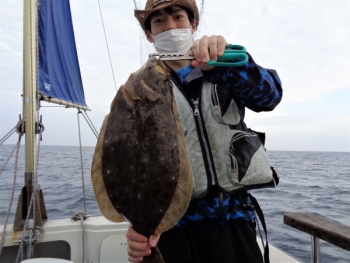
14,0,46,231
24,0,38,174
311,236,320,263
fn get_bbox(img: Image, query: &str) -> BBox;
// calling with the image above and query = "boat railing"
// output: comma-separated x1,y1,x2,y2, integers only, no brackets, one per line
284,212,350,263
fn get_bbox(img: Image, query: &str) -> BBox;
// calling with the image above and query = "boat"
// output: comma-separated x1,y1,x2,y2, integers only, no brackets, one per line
0,0,304,262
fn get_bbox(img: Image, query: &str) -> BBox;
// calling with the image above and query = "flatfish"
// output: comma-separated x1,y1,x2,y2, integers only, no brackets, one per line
91,58,193,262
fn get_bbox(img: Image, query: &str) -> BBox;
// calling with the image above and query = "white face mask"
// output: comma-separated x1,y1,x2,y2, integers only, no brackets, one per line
152,28,193,54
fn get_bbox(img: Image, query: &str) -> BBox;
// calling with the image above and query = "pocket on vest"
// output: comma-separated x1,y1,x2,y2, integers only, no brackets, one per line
229,131,272,185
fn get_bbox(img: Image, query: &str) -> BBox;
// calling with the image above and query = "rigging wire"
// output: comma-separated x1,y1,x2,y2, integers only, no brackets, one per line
0,142,19,178
83,111,99,135
0,137,22,256
0,117,25,177
97,0,118,92
81,111,98,138
0,128,16,145
77,110,87,214
133,0,139,9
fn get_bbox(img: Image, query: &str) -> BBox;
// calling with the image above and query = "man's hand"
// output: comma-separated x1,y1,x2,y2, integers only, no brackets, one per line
191,35,229,71
126,225,160,263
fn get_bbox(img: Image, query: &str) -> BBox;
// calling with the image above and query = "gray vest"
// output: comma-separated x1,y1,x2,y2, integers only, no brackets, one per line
172,79,274,199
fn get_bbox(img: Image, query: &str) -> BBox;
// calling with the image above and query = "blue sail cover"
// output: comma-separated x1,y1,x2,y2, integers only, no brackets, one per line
38,0,87,107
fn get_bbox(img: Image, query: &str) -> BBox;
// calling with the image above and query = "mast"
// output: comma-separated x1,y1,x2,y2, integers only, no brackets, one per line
13,0,47,230
24,0,38,191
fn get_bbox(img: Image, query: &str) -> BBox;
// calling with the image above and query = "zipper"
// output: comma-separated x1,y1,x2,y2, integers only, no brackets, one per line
230,132,257,145
211,84,219,106
229,153,238,173
192,98,216,185
229,132,257,155
193,99,200,116
168,71,218,191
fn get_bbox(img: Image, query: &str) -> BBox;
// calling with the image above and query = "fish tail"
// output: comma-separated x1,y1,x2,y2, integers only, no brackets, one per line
142,246,164,263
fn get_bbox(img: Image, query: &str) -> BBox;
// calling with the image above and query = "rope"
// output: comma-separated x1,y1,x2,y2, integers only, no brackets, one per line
15,117,25,136
77,110,87,213
37,116,45,142
32,114,44,226
14,226,45,263
97,0,117,92
81,111,98,138
0,137,22,256
71,212,90,263
15,184,42,263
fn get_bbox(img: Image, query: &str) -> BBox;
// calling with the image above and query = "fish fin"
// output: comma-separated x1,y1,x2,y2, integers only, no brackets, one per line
91,114,125,223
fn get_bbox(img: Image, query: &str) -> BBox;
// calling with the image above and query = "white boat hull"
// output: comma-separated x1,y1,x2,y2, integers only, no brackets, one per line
1,216,301,263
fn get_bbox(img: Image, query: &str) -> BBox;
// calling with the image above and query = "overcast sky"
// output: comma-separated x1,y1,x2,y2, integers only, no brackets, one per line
0,0,349,152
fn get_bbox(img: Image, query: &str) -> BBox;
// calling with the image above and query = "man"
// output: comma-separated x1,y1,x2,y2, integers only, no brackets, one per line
127,0,282,262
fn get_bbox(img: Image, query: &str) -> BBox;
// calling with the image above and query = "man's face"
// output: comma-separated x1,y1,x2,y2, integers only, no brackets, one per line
145,5,196,41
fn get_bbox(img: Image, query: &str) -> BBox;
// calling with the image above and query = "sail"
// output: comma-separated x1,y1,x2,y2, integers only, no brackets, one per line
38,0,88,108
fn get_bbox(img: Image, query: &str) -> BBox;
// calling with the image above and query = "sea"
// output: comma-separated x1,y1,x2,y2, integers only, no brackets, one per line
0,145,349,263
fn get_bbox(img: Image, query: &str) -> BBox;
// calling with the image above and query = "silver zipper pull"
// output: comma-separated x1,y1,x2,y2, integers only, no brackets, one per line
192,98,199,116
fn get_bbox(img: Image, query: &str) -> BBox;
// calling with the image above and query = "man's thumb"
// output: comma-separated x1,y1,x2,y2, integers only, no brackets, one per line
149,234,160,247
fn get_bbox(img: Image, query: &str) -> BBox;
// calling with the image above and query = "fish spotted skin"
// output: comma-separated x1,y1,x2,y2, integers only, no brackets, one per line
92,58,193,263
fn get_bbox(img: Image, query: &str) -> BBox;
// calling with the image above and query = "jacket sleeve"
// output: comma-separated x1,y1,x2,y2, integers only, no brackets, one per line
201,53,282,112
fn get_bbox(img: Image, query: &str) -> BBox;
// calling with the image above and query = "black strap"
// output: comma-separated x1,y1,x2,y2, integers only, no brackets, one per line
216,191,224,226
247,193,270,263
271,166,279,186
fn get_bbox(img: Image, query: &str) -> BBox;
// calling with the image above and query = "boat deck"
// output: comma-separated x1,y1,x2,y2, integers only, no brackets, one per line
0,216,302,262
